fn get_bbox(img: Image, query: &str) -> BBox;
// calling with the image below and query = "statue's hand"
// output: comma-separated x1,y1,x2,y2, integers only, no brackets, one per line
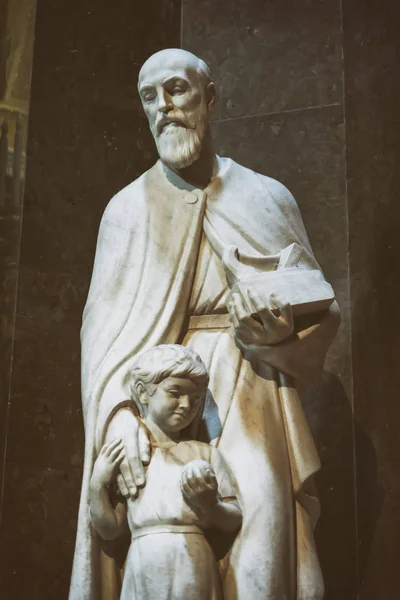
105,408,151,498
90,438,125,490
228,289,294,346
180,460,218,518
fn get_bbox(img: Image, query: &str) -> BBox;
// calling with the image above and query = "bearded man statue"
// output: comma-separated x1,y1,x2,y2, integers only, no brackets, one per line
70,48,340,600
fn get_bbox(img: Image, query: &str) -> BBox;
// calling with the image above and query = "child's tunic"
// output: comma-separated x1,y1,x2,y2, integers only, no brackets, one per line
121,440,237,600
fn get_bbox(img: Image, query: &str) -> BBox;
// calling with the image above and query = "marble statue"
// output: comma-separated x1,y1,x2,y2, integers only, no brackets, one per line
89,344,242,600
70,48,340,600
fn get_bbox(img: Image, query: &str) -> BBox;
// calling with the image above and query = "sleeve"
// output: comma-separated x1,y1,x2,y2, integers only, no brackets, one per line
81,192,140,420
210,447,238,501
80,185,150,447
246,176,341,390
244,301,341,390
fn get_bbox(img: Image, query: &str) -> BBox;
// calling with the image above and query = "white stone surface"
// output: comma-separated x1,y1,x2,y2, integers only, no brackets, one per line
88,345,241,600
70,48,340,600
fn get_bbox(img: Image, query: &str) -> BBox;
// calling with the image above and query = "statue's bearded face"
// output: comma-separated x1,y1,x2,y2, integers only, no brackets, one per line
138,60,212,170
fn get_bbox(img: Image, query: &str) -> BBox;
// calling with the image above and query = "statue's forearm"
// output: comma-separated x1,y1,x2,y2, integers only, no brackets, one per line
105,406,137,442
103,408,149,493
204,499,242,533
89,483,121,541
100,402,137,448
245,301,340,388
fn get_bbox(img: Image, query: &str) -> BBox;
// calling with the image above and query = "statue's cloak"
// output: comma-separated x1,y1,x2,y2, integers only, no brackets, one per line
70,158,339,599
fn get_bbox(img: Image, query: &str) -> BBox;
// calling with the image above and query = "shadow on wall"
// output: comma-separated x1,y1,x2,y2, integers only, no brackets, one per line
302,371,384,600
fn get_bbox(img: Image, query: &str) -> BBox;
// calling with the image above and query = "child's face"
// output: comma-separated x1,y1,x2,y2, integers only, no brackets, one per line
146,376,204,433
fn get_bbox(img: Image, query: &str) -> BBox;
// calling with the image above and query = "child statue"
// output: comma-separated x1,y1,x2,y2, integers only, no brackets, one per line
89,344,242,600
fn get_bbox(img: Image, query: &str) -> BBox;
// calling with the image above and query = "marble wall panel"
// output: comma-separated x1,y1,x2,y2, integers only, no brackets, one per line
343,0,400,597
0,0,181,597
0,216,20,494
182,0,343,119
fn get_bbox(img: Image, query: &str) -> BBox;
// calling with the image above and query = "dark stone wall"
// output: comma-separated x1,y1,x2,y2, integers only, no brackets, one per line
0,1,8,99
344,1,400,598
0,1,180,598
0,0,399,598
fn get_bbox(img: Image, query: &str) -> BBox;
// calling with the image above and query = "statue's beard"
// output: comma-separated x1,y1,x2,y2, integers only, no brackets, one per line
155,121,205,170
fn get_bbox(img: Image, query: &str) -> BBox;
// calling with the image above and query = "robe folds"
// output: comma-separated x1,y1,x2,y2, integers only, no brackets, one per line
70,156,340,600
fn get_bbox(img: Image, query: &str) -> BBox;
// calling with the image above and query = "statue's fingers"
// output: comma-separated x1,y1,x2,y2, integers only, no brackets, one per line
192,471,207,492
270,292,290,313
185,463,195,481
270,294,294,333
124,436,145,488
247,289,265,313
246,291,276,330
181,472,195,496
186,470,203,492
204,477,217,492
119,459,137,498
181,470,190,487
192,465,203,480
205,481,219,494
99,444,108,456
128,456,145,489
102,438,120,456
116,474,129,498
232,292,251,322
204,468,217,484
109,441,124,460
235,325,257,346
198,463,213,478
257,306,279,331
138,422,151,465
234,293,265,332
181,481,193,497
279,305,294,331
228,302,240,329
186,472,197,488
277,314,293,334
113,448,125,465
247,317,265,333
242,315,264,338
180,471,189,490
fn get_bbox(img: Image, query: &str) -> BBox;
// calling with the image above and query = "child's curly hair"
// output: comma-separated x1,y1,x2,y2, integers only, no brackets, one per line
129,344,209,410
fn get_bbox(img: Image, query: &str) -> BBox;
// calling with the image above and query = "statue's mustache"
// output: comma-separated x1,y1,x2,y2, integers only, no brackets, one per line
155,116,192,137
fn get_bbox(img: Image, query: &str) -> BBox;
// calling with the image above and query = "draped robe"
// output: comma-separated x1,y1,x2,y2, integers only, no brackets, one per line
70,156,340,600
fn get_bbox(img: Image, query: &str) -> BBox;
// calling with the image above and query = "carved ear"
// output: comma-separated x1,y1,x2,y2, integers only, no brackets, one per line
135,381,148,406
206,82,217,111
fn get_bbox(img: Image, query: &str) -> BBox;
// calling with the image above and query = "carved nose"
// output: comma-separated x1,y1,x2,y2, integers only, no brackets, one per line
158,92,172,113
178,395,191,411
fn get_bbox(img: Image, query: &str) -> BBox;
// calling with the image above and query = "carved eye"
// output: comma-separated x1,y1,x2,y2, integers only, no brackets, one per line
143,93,155,103
140,88,156,103
171,85,185,95
167,79,188,95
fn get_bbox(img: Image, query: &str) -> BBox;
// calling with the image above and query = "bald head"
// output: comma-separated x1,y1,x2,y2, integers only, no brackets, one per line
137,48,216,170
138,48,212,90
